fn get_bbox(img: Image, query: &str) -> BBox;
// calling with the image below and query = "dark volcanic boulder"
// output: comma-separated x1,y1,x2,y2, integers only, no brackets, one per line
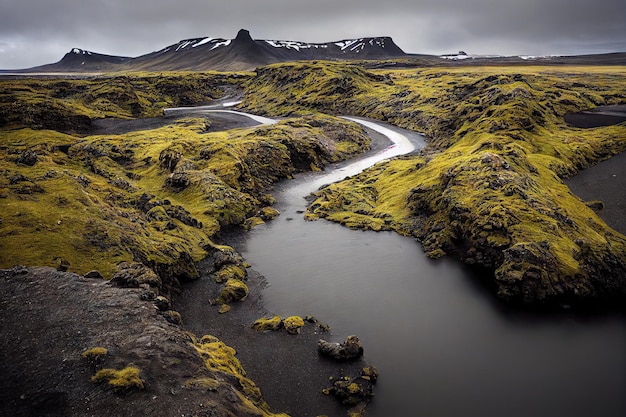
318,335,364,361
324,366,379,407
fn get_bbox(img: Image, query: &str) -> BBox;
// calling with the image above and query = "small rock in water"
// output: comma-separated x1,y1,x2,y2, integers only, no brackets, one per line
323,366,379,416
318,335,363,361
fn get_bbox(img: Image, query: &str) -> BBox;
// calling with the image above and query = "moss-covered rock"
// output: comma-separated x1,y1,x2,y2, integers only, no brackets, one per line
216,278,249,305
318,335,364,361
213,264,247,284
323,366,379,415
251,315,283,332
283,315,305,335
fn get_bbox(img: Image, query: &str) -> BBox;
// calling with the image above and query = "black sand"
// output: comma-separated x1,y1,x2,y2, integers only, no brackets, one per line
565,151,626,236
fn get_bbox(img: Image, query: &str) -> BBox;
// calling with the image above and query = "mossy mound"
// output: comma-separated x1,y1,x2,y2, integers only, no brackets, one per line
216,278,249,304
243,62,626,305
242,61,394,118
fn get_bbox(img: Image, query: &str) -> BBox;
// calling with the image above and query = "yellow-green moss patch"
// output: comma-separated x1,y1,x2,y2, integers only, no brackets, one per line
283,316,305,335
91,366,144,390
252,315,283,332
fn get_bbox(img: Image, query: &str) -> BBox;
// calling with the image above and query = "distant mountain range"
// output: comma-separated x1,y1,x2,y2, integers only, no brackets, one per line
15,29,408,72
5,29,626,73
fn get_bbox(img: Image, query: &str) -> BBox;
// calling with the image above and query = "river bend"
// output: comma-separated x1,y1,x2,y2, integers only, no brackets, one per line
177,109,626,417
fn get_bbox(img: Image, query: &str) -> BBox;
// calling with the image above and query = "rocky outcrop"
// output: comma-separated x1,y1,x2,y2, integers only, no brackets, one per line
110,261,162,290
318,335,364,361
323,366,379,416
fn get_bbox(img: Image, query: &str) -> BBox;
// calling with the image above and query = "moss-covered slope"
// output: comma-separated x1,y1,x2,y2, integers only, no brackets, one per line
0,79,370,288
242,62,626,304
0,72,250,133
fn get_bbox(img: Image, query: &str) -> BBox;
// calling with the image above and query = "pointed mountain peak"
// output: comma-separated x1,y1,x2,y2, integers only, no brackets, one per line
235,29,253,42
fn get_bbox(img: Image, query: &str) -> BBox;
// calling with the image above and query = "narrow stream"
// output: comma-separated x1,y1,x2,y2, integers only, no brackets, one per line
177,110,625,417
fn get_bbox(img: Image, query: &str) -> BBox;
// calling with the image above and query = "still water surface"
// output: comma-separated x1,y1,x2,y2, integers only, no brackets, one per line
236,121,626,417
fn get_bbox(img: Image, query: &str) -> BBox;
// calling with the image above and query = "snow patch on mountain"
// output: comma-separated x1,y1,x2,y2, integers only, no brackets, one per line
72,48,93,55
265,40,313,51
334,38,388,53
335,39,361,51
175,41,193,51
210,40,231,50
192,37,214,48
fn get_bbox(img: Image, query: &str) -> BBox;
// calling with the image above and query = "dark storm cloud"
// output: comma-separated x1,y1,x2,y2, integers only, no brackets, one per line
1,0,625,68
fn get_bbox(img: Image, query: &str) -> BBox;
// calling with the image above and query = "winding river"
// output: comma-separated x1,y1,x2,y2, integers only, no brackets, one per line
175,108,626,417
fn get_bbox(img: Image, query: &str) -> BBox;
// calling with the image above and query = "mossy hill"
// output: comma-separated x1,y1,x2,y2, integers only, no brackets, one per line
241,61,626,305
0,72,371,293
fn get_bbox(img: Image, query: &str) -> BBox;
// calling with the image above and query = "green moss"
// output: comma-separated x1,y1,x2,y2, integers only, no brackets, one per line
216,279,249,304
258,206,280,221
82,347,109,369
283,316,305,335
82,347,108,358
214,264,246,284
190,334,288,417
4,65,624,304
243,216,266,230
91,366,144,390
252,315,283,332
0,72,248,131
184,377,221,391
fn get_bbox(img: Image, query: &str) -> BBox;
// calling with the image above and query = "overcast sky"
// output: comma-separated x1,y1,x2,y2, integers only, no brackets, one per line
1,0,625,69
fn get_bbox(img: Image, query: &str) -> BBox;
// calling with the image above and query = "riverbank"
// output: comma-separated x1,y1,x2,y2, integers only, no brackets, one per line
565,150,626,236
174,119,425,417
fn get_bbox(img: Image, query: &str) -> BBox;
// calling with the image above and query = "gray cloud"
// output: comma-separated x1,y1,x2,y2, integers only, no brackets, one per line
1,0,625,68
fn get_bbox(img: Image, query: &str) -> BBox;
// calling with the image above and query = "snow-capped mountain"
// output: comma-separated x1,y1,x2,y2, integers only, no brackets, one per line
21,29,407,72
129,29,407,71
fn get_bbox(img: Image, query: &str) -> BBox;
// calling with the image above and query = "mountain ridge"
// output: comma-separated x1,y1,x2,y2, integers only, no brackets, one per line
6,29,626,73
16,29,408,72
